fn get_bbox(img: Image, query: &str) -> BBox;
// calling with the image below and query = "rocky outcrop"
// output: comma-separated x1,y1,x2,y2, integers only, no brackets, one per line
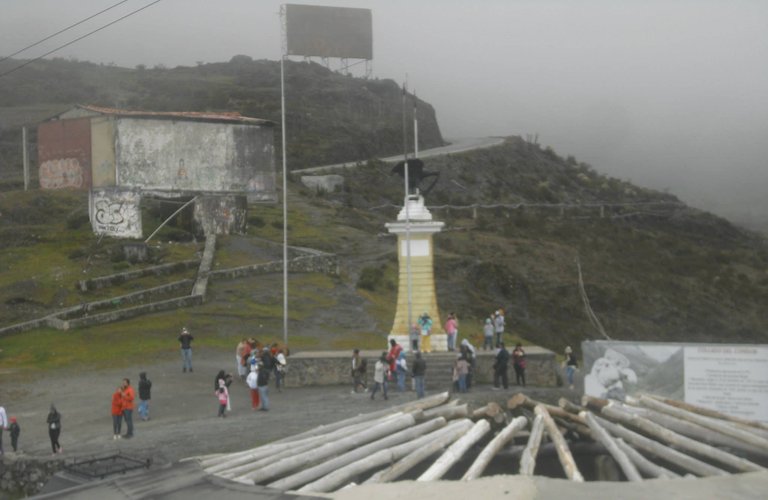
0,456,64,497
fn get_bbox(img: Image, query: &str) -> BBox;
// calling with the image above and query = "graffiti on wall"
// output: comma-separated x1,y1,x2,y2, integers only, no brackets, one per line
90,189,142,238
39,158,84,189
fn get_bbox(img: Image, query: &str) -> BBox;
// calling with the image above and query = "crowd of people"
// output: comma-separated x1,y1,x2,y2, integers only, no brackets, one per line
0,327,292,457
0,318,578,459
350,308,549,399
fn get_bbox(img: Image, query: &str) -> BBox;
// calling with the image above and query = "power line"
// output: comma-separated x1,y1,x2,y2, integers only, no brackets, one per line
0,0,130,65
0,0,163,79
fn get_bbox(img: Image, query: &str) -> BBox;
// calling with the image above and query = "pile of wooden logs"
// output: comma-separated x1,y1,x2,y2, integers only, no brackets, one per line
193,391,767,493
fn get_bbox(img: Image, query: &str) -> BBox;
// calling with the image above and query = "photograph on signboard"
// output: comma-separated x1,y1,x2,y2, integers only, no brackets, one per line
582,341,684,400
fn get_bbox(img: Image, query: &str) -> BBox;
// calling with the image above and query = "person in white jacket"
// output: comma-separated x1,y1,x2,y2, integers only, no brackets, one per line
0,405,7,455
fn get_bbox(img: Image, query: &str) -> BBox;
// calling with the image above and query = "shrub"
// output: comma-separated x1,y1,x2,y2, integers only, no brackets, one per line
66,212,90,230
357,265,385,291
248,216,266,228
68,248,87,260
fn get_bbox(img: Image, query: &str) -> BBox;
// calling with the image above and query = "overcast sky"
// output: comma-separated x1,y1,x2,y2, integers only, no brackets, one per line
2,0,767,228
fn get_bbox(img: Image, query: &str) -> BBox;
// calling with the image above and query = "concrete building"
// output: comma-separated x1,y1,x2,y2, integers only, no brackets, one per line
37,105,276,238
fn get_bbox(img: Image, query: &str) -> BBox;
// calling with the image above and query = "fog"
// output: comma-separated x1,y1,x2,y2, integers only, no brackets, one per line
2,0,767,229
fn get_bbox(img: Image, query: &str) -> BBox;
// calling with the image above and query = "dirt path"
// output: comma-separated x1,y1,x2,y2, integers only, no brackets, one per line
1,347,558,465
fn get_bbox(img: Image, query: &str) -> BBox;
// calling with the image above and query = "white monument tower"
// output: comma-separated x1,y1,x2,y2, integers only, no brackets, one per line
385,174,445,352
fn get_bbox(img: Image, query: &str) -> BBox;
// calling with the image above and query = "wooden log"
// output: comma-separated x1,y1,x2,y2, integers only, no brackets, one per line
418,419,492,481
592,414,727,477
512,442,606,461
602,404,764,472
201,395,447,470
240,412,418,484
551,417,592,440
582,412,642,481
558,398,585,414
364,420,469,484
631,405,768,458
268,417,448,491
212,412,413,477
508,393,587,427
423,403,470,421
300,419,474,493
638,395,768,450
507,392,531,410
581,394,612,413
535,405,584,482
644,393,768,433
462,416,528,480
204,416,383,473
472,402,506,425
269,391,450,445
614,438,679,479
519,414,545,476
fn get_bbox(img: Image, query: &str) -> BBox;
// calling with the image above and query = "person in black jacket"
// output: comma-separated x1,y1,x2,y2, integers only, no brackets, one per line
138,372,152,421
411,352,427,399
178,327,194,372
493,342,510,390
46,404,62,454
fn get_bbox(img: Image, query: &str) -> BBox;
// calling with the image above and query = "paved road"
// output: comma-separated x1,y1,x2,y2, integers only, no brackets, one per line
294,136,506,175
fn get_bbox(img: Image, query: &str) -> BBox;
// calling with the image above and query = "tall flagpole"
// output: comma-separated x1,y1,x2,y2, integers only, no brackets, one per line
280,8,289,348
402,83,413,335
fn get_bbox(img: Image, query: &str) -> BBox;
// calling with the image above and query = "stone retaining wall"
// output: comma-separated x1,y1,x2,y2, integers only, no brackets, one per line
284,349,558,388
0,456,64,497
58,280,195,320
62,295,204,330
76,260,200,292
209,254,339,280
0,317,50,336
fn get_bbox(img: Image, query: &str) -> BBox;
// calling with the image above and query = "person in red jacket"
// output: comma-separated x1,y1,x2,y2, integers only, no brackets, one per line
111,386,123,440
121,378,135,438
386,339,402,378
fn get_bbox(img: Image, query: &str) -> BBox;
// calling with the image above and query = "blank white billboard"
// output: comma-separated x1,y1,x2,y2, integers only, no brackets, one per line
285,4,373,59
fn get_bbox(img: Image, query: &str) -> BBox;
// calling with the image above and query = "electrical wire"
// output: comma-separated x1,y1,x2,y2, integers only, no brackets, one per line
0,0,130,65
0,0,163,79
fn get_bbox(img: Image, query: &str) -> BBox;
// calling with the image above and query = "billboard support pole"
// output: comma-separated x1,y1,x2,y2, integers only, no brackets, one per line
413,93,418,159
280,8,289,350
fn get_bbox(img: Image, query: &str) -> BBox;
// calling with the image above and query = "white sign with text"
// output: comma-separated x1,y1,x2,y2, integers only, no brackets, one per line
684,345,768,423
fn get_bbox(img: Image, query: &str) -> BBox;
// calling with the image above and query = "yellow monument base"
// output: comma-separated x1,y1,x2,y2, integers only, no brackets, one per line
385,195,446,352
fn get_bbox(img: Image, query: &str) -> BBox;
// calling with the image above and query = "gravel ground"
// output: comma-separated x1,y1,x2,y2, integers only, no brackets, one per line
0,347,565,465
4,349,768,500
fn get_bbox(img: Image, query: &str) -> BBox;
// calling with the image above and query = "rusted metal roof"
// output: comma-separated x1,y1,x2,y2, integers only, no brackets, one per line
55,104,274,126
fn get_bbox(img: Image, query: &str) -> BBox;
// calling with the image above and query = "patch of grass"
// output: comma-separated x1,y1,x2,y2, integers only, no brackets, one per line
331,331,385,350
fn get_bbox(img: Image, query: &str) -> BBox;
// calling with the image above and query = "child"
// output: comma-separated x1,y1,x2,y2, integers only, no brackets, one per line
9,417,20,452
216,380,229,418
111,386,123,440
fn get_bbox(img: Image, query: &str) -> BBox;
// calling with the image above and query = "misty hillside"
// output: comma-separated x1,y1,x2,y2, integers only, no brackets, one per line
0,56,444,187
0,58,766,364
2,136,767,358
331,137,768,349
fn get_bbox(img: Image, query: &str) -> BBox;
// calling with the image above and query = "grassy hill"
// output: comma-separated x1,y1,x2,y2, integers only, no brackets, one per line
1,137,767,375
0,58,766,374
